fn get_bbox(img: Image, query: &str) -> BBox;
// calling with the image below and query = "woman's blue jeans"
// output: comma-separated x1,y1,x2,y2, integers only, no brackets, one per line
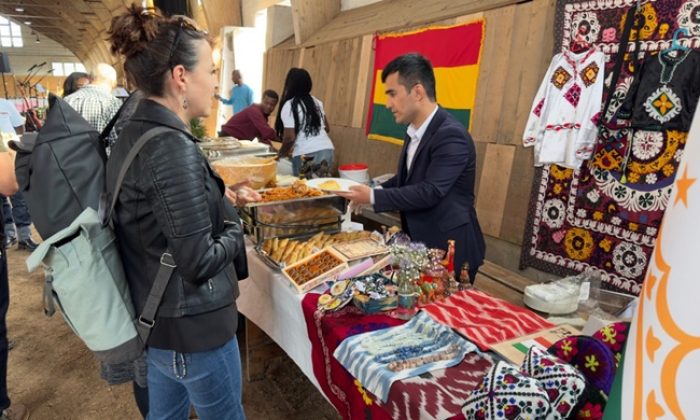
146,337,245,420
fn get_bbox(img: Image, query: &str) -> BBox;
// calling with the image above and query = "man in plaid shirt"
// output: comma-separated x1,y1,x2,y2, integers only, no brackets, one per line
64,63,122,153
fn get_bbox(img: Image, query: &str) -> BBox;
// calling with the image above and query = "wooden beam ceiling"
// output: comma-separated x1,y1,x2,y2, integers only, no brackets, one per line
290,0,339,45
301,0,525,47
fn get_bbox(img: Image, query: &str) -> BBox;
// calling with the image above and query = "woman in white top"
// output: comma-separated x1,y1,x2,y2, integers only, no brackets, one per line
275,68,334,176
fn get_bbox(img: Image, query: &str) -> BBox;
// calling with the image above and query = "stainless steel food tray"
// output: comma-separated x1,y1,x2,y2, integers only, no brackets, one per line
253,228,343,271
240,194,347,244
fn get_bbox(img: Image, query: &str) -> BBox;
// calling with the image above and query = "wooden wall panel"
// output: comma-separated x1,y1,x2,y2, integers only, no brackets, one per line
495,2,534,144
332,125,399,177
474,140,488,201
500,147,536,243
351,35,374,128
475,144,516,237
263,0,558,254
470,5,516,143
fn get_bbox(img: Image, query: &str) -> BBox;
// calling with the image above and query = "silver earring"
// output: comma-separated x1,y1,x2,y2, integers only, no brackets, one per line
183,98,189,110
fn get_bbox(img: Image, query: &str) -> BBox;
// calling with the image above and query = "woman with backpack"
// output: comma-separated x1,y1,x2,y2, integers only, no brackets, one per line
106,6,253,419
274,68,335,176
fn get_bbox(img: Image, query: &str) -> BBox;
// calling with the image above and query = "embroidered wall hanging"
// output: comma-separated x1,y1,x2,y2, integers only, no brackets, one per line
365,21,485,144
521,0,700,295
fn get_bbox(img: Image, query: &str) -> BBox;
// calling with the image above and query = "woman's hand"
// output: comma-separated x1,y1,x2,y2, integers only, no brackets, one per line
225,181,262,206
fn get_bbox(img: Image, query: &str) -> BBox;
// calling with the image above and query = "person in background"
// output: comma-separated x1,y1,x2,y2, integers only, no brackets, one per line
0,195,37,252
216,70,253,114
64,63,122,150
220,89,279,146
0,139,29,420
62,72,90,97
274,68,334,176
338,54,485,282
0,100,36,252
108,6,256,419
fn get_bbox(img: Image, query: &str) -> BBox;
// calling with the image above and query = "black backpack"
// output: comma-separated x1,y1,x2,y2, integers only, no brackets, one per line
13,94,119,239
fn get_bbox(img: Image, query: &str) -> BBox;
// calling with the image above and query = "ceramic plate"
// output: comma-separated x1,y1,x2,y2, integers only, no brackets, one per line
306,177,362,193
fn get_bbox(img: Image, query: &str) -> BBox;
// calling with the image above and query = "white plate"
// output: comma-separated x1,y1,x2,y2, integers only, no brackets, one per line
306,178,362,193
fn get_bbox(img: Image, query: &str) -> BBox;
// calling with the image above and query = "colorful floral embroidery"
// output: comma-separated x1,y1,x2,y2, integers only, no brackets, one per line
577,402,604,420
565,83,583,107
462,362,551,420
674,149,684,162
546,122,581,131
605,77,633,120
678,0,700,36
543,199,566,229
558,339,575,359
571,11,601,44
581,62,600,87
612,241,648,278
584,355,600,372
602,27,616,42
631,130,664,161
354,379,373,406
564,228,595,260
550,165,574,181
644,86,682,124
620,3,658,41
533,98,545,117
551,66,572,89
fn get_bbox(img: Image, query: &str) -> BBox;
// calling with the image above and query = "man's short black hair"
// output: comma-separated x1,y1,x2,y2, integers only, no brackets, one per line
262,89,279,101
381,53,436,101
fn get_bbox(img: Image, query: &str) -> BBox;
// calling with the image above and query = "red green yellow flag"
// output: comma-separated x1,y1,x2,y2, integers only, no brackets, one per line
366,21,485,145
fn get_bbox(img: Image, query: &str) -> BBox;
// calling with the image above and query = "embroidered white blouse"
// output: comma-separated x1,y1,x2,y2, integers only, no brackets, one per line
523,49,605,169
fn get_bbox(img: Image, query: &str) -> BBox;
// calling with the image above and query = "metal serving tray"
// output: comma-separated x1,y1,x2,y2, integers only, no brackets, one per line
240,194,347,244
254,229,342,271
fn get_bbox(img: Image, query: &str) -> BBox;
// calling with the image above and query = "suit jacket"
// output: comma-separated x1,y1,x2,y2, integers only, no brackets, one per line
374,107,485,276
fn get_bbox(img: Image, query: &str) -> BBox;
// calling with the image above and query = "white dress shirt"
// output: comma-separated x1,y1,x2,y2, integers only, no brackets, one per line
405,105,439,172
370,105,439,205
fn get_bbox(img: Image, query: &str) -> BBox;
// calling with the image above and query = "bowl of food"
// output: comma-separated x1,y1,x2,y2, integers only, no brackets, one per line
352,273,398,313
211,155,277,189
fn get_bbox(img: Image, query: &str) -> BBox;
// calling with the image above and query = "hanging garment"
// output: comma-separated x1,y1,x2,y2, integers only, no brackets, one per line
524,48,606,169
616,49,700,131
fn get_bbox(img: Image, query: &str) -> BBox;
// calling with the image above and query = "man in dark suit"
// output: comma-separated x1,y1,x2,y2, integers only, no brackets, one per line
339,53,485,282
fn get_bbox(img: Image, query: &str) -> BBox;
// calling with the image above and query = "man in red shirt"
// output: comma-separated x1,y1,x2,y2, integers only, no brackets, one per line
221,90,280,146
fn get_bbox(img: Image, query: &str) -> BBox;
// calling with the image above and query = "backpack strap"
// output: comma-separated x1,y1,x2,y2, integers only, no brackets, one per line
99,94,131,141
136,252,176,343
103,126,172,225
101,125,177,345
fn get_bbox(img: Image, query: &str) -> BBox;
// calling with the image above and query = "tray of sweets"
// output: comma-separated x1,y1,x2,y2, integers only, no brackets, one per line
332,237,388,261
257,231,373,270
282,248,348,294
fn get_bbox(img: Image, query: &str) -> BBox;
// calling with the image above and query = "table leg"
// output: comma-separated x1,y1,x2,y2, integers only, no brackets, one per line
244,318,285,382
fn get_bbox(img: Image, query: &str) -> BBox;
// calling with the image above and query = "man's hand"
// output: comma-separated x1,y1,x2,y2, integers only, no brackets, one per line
336,184,372,205
214,94,222,101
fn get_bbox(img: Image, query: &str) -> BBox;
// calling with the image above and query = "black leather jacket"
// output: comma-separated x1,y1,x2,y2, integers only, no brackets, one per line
106,99,245,318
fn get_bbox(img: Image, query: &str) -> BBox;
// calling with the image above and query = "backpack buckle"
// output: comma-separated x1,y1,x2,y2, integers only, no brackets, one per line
160,253,176,268
138,316,155,328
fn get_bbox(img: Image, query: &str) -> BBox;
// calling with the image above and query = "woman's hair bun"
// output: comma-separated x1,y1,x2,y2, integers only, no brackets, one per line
108,4,162,58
